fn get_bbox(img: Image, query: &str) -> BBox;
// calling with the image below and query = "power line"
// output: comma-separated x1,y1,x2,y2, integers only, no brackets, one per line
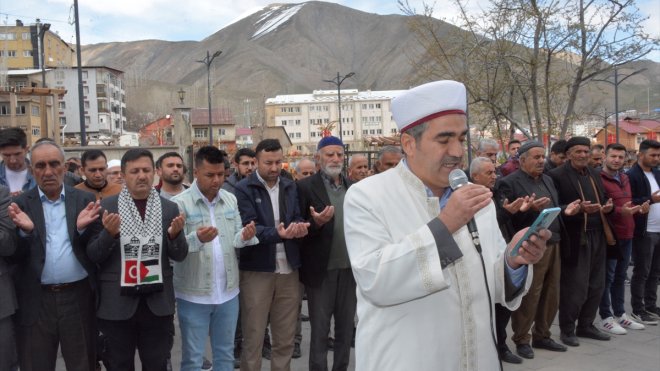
0,11,70,24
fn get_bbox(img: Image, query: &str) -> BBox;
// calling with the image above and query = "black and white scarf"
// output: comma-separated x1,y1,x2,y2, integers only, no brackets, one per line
118,187,164,295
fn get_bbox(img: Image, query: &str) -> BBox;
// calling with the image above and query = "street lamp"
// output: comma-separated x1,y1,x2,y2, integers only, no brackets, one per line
38,22,51,88
594,67,646,143
197,50,222,145
177,88,186,105
323,72,355,141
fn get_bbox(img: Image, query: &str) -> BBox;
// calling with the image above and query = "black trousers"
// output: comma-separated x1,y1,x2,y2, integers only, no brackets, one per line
17,279,96,371
305,268,356,371
495,304,512,353
0,315,17,371
559,230,606,334
99,298,174,371
631,232,660,313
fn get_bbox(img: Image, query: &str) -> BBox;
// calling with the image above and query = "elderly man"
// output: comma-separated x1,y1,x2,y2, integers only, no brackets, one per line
544,140,567,174
549,137,614,346
294,158,316,181
373,146,402,174
470,157,497,190
497,141,576,359
476,138,500,166
298,136,355,371
347,154,369,182
344,80,550,370
75,149,122,200
589,144,605,169
234,139,310,371
87,149,189,370
8,141,100,371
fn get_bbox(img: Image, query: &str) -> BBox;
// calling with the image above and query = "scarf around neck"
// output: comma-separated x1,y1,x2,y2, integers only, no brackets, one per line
118,187,164,295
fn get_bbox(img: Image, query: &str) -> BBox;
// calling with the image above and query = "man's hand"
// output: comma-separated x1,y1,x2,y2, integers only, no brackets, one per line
506,228,551,269
102,210,121,237
502,197,526,214
277,222,311,239
640,200,651,214
310,206,335,227
530,197,551,212
8,202,34,233
621,201,642,215
439,184,492,233
241,221,256,241
196,226,218,243
564,199,582,216
601,198,614,214
168,213,186,240
652,190,660,203
77,200,102,230
581,201,601,214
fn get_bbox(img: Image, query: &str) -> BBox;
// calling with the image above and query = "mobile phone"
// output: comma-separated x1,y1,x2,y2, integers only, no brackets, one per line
509,207,561,257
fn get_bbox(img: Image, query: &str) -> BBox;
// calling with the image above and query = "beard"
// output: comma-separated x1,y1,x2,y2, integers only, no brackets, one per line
322,164,343,177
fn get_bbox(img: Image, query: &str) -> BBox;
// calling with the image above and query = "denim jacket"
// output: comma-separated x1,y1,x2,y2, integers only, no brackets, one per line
171,181,258,296
0,161,36,193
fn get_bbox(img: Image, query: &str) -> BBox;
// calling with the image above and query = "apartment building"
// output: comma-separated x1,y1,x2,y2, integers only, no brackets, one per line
265,89,404,152
0,19,74,70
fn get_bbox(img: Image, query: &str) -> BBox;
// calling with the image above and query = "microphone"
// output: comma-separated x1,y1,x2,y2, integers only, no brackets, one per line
448,169,481,252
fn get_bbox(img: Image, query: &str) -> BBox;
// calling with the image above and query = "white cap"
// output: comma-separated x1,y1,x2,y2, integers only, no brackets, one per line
392,80,466,132
107,159,121,168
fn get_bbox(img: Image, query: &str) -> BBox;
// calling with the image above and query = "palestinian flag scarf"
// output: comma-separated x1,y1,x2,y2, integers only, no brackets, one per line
118,187,164,295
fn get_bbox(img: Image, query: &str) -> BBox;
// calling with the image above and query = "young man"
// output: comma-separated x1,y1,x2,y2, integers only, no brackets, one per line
75,149,122,200
544,140,567,174
223,148,256,195
87,149,188,370
598,143,647,334
172,146,258,371
500,140,522,177
627,139,660,325
156,152,187,200
234,139,310,371
0,127,36,196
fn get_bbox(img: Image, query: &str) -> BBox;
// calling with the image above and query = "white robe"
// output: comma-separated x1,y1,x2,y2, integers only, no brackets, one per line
343,162,532,371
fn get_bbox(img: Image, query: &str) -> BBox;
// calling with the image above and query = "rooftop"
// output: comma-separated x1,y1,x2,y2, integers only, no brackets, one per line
266,89,405,105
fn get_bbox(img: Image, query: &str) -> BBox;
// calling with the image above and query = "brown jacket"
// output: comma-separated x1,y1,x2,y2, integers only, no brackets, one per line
75,181,122,200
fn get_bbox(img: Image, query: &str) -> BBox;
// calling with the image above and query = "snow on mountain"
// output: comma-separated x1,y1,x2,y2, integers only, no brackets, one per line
252,3,305,39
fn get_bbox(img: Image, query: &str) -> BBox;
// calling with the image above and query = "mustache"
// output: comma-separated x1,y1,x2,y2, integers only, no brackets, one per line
441,156,462,165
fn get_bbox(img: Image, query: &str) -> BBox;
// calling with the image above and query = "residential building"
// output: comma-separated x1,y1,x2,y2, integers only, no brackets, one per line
47,66,127,138
190,107,237,152
139,115,174,146
593,117,660,152
0,19,74,70
265,89,404,152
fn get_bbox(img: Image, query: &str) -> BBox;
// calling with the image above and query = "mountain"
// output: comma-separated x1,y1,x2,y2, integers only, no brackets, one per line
80,1,658,130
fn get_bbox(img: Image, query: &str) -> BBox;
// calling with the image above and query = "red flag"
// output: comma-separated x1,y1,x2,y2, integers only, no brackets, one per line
124,261,149,284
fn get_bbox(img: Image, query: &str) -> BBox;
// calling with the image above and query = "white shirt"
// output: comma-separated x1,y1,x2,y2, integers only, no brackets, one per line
644,171,660,232
6,167,27,193
256,171,291,274
175,189,239,305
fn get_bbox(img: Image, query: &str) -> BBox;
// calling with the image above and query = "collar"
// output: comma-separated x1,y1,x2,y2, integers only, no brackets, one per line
401,158,453,203
192,180,222,205
84,179,108,191
256,170,280,190
320,170,344,188
38,185,65,202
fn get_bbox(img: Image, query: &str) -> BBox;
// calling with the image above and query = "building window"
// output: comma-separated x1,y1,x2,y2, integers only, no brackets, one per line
310,132,316,138
0,105,8,115
362,130,368,135
32,127,40,136
22,32,30,40
82,71,88,79
59,117,66,126
0,33,16,40
295,120,301,125
376,103,381,109
370,129,375,134
83,86,89,95
220,128,226,136
281,120,287,126
31,105,40,116
0,50,16,57
295,133,301,138
309,119,314,125
85,116,91,125
84,101,90,109
377,129,382,134
280,107,286,113
23,50,33,57
194,128,208,138
361,104,367,110
59,102,66,109
16,105,26,115
295,107,300,113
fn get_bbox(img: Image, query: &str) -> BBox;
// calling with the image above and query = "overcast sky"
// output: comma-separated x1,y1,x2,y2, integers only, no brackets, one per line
2,0,658,60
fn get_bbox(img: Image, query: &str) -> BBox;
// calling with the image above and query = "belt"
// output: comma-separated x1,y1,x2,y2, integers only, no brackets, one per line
41,279,85,292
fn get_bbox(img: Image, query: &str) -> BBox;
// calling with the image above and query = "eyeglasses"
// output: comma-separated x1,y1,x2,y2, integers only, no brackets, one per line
301,171,315,176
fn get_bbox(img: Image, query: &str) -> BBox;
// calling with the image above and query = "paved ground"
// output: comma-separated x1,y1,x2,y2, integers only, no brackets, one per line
56,273,659,370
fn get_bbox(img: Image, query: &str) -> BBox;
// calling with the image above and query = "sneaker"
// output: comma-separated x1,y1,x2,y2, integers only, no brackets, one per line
598,317,627,335
631,311,659,326
646,307,660,319
202,357,213,370
616,313,645,330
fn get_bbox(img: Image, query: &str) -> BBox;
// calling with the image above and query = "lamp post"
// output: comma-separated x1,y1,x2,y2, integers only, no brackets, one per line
197,50,222,145
594,67,646,143
177,88,186,105
37,22,51,88
323,72,355,141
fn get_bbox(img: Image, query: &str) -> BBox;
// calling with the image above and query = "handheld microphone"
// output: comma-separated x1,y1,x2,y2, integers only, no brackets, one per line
448,169,481,252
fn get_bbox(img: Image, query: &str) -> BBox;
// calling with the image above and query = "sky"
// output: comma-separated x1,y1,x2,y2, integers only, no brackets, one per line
1,0,658,60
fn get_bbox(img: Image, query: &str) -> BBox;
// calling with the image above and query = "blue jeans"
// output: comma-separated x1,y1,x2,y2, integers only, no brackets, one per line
599,239,632,319
177,296,239,371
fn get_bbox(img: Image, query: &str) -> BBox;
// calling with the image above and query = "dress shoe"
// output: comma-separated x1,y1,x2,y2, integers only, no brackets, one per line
560,332,580,347
516,344,534,359
262,342,272,360
328,337,335,351
532,338,567,352
576,325,611,341
499,349,522,364
292,342,302,359
301,313,310,322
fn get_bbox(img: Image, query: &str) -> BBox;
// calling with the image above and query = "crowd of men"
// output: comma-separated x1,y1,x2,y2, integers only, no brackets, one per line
0,78,658,371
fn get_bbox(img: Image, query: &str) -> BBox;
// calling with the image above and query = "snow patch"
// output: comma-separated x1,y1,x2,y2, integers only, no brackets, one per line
252,3,305,39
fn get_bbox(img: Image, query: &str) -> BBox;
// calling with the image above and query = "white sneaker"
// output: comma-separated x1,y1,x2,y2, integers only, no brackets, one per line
599,317,627,335
617,313,645,330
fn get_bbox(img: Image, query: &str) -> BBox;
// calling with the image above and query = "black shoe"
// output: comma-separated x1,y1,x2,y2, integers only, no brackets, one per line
646,306,660,319
327,337,334,351
301,313,310,322
262,343,272,360
516,344,534,359
576,325,610,341
499,349,523,364
201,357,213,370
560,331,580,347
532,338,567,352
292,342,302,359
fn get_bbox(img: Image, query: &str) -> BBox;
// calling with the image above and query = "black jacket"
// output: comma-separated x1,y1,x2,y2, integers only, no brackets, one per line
235,173,303,272
627,163,660,238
